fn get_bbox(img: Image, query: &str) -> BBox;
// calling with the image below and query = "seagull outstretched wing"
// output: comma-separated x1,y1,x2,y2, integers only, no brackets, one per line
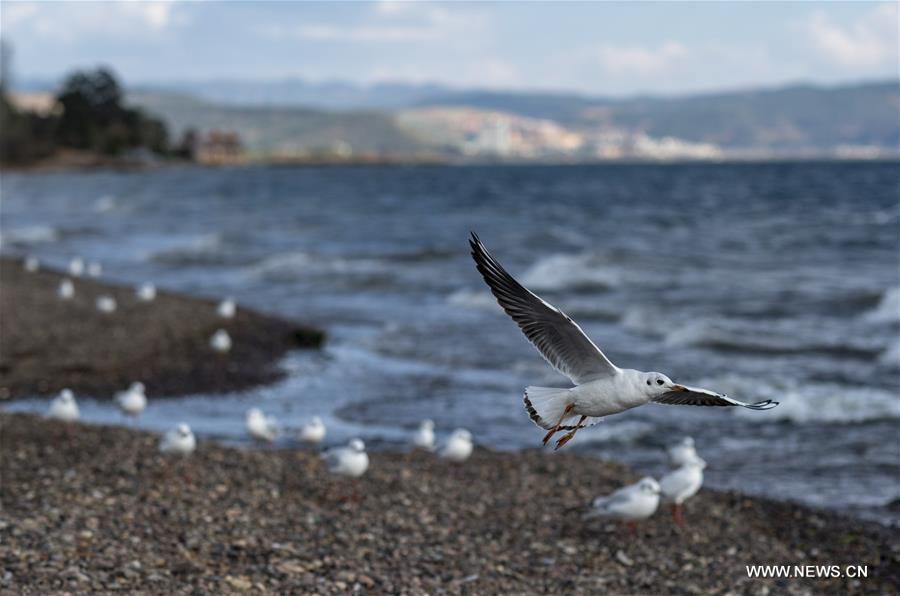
653,385,778,410
469,232,619,384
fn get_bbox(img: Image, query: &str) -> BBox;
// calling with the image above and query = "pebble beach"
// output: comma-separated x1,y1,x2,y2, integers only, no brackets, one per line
0,258,898,593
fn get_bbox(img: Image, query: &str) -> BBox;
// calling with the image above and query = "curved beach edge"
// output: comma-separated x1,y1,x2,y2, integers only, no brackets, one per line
0,257,325,400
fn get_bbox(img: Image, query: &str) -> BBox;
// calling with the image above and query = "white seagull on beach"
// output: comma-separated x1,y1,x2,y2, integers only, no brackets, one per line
299,416,326,445
660,456,706,526
584,477,661,530
210,329,232,353
96,295,117,313
246,408,278,443
218,298,236,319
412,419,435,450
87,261,102,278
47,388,80,422
136,283,157,302
58,278,75,300
117,382,147,419
439,428,473,462
322,438,369,478
667,437,698,467
24,256,39,272
159,423,197,455
468,233,778,450
68,257,84,277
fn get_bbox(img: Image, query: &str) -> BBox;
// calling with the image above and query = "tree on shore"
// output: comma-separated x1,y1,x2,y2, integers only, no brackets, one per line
1,63,170,164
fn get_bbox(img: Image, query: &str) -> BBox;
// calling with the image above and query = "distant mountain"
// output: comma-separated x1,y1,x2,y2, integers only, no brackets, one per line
129,92,431,156
125,79,899,160
420,81,900,151
134,79,458,110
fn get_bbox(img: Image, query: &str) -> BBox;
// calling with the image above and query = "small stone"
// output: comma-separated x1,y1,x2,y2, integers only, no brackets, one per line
615,550,633,567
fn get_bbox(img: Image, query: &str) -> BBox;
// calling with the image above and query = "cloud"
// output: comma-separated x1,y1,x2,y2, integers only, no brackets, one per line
262,1,487,44
593,41,689,76
805,3,898,68
3,1,186,42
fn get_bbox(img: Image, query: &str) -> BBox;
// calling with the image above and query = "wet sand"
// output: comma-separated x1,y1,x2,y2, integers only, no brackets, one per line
1,412,897,594
0,257,324,400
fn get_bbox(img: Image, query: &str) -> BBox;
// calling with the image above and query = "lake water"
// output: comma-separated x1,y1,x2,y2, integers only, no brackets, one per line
2,162,898,524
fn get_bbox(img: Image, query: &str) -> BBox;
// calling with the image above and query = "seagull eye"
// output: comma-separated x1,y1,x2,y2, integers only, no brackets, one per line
657,379,664,385
646,380,651,386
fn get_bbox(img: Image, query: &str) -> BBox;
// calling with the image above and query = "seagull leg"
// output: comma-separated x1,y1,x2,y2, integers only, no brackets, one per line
554,416,587,450
671,503,682,526
542,403,575,445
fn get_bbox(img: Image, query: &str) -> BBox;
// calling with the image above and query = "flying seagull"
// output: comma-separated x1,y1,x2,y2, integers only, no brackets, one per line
468,233,778,450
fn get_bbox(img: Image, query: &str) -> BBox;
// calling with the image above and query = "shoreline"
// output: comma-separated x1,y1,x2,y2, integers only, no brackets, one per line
0,257,324,400
0,411,897,593
2,156,899,175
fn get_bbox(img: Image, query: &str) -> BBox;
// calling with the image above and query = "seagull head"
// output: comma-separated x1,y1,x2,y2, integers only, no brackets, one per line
638,477,661,495
643,372,686,396
310,416,323,426
421,419,434,430
130,381,146,394
59,389,74,402
176,423,192,437
452,428,472,442
349,438,366,452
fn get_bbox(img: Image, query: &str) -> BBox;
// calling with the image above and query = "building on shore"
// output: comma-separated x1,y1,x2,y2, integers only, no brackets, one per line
194,130,244,165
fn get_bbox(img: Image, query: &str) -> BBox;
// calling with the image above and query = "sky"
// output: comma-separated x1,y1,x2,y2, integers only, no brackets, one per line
1,1,897,96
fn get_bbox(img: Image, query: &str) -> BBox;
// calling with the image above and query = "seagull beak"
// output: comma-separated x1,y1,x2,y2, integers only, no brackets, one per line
669,384,688,392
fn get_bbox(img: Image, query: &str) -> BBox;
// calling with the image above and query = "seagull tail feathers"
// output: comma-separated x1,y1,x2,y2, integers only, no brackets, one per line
524,386,573,430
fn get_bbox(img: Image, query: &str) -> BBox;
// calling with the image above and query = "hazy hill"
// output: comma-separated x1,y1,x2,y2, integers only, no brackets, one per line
422,81,900,150
129,92,430,156
125,79,899,159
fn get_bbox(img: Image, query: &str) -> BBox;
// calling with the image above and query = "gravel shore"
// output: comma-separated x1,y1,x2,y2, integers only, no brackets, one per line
0,257,324,400
1,412,897,594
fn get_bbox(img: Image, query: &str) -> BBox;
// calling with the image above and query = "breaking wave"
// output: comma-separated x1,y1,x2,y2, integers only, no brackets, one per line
663,318,883,358
864,287,900,324
520,252,620,291
0,225,59,246
698,375,900,423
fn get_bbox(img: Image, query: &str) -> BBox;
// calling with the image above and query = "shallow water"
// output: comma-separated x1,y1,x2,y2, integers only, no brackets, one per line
2,162,898,524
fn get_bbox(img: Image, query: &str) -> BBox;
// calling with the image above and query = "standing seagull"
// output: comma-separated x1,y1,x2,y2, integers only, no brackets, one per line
584,477,661,531
159,423,197,455
438,428,474,462
299,416,326,446
47,389,80,422
660,457,706,526
469,233,778,450
246,408,278,443
117,382,147,421
412,419,435,451
667,437,698,467
322,439,369,500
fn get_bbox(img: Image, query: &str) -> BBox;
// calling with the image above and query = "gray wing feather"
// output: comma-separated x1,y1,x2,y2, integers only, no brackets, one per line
469,233,618,384
653,385,778,410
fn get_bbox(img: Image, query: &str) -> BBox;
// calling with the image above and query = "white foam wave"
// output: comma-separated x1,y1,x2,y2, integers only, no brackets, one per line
864,287,900,324
664,318,881,357
520,252,619,291
698,375,900,423
0,225,58,246
148,234,224,265
621,307,669,335
250,251,389,281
